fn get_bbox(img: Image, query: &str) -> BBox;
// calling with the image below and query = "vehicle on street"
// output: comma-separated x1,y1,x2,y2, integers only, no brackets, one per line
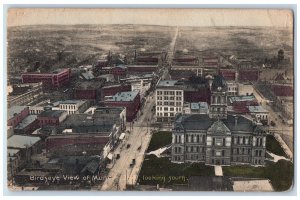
271,121,276,126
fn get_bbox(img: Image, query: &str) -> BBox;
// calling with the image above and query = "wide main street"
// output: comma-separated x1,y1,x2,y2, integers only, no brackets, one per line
100,92,156,191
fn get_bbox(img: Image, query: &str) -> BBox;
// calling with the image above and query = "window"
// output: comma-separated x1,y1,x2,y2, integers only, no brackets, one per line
164,107,168,111
222,150,225,156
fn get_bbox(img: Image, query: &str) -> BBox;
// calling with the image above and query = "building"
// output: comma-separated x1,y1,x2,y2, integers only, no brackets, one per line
131,79,151,100
228,95,259,114
93,107,126,130
238,69,260,82
127,65,158,74
183,102,209,114
8,106,30,128
100,83,131,101
104,91,140,122
63,106,126,131
226,81,238,96
58,100,89,115
173,56,199,66
7,135,42,180
94,54,112,69
171,76,267,166
14,115,39,135
80,71,95,80
7,82,43,108
220,70,236,81
201,55,219,68
155,80,184,122
47,114,122,158
74,81,103,101
183,80,211,103
112,65,127,77
270,84,293,97
170,70,195,80
38,110,68,127
209,75,228,119
248,106,269,125
21,68,71,88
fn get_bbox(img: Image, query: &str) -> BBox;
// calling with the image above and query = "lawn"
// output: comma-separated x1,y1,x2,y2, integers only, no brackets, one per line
147,131,172,152
138,155,214,186
266,135,288,157
223,160,294,191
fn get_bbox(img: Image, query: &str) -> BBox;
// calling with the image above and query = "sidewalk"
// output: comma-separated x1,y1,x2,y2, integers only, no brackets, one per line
214,166,223,177
273,133,293,160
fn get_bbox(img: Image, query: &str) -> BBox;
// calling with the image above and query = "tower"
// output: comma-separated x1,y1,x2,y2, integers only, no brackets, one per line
209,75,228,119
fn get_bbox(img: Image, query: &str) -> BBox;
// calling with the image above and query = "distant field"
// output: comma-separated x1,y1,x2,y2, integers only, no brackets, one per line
7,24,175,74
175,26,293,60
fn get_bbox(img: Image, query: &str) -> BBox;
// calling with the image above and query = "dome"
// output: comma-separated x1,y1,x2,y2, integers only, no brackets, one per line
211,74,227,91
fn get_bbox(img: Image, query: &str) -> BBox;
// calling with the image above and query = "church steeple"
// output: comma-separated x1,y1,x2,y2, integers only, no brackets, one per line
209,74,228,119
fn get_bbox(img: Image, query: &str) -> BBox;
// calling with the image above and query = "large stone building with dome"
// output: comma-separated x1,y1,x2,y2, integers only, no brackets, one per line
171,75,267,166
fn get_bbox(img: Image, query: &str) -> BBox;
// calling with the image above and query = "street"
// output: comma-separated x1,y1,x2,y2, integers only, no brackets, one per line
252,85,293,154
100,92,156,191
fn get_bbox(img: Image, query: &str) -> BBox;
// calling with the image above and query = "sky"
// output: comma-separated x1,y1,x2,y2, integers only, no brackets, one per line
7,8,293,27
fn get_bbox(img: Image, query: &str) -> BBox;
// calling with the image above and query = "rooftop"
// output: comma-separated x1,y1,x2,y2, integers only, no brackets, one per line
7,148,20,156
106,91,139,102
190,102,209,110
8,106,28,119
8,135,41,149
157,80,179,87
75,81,103,89
59,100,86,106
127,65,157,68
14,115,38,130
39,110,66,118
229,95,256,102
174,114,261,134
248,106,268,113
81,71,95,80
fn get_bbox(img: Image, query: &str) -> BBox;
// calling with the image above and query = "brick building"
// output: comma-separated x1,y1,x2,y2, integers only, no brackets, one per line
127,65,158,74
104,91,140,122
74,81,103,100
173,56,199,66
21,68,71,88
38,110,68,127
8,106,30,128
101,83,131,101
14,115,39,135
112,65,127,77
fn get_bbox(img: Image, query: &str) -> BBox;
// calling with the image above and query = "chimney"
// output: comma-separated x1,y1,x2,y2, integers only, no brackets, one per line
234,115,238,127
